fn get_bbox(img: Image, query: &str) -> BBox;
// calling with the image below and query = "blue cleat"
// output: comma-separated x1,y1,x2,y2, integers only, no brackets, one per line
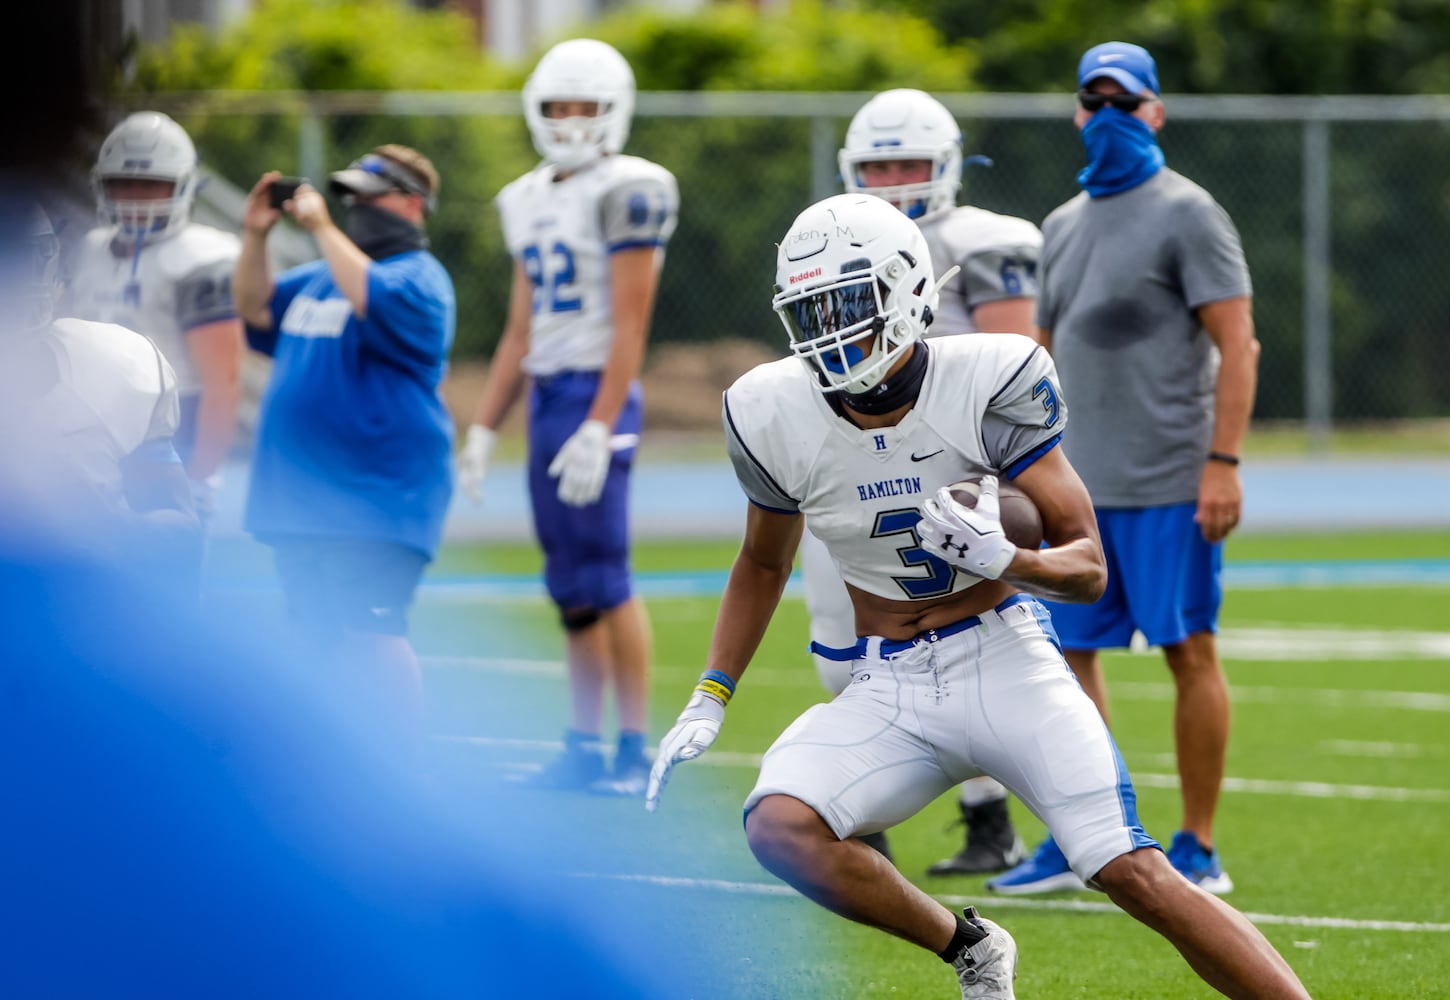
1166,831,1234,895
985,835,1086,895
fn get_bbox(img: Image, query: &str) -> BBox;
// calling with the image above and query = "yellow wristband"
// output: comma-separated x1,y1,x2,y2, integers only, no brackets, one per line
696,678,733,705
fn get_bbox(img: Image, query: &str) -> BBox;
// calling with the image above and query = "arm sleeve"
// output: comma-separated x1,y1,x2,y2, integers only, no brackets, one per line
362,256,455,368
958,240,1042,309
174,257,239,331
980,344,1067,479
244,262,317,357
600,172,679,253
722,391,800,514
1177,195,1253,309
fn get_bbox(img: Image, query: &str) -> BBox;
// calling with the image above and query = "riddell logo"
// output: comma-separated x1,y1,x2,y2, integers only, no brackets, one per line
789,267,823,285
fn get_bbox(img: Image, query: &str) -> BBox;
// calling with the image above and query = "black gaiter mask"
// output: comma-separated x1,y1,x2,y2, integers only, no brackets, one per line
344,202,428,260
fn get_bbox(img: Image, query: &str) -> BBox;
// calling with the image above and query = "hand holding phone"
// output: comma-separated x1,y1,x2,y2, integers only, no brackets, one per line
268,177,307,209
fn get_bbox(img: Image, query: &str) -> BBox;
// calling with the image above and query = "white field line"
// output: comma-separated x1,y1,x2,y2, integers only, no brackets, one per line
1110,681,1450,713
421,649,1450,709
1320,739,1443,758
434,735,1450,804
1217,627,1450,660
566,872,1450,934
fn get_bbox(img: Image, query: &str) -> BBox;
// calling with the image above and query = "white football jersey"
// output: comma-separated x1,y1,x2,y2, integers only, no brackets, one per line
919,205,1042,336
0,318,179,514
497,154,678,376
724,334,1064,602
66,223,240,397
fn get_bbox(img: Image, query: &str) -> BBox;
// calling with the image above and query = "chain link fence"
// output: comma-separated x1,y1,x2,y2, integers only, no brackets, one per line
138,91,1450,440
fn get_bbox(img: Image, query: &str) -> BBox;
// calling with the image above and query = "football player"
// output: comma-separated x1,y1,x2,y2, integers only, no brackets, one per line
798,88,1042,874
646,195,1310,1000
0,199,199,583
457,39,679,796
67,111,242,524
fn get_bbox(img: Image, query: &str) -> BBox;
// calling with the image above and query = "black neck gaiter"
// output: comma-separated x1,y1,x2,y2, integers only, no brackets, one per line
835,339,931,417
344,203,428,260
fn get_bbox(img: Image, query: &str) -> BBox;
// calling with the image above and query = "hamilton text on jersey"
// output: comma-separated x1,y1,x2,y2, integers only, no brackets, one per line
856,476,924,502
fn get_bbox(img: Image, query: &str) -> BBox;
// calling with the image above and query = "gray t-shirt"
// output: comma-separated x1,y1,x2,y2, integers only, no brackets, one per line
1038,168,1251,507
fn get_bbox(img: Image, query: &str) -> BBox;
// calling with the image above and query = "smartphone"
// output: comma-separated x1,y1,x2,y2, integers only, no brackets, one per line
268,177,306,208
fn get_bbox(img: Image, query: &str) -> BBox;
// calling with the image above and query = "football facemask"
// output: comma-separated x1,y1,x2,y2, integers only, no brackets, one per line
775,269,901,393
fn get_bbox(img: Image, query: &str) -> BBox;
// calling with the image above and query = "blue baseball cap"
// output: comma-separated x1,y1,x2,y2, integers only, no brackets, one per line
1078,42,1160,96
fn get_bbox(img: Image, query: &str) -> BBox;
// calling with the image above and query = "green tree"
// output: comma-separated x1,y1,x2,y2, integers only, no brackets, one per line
880,0,1450,94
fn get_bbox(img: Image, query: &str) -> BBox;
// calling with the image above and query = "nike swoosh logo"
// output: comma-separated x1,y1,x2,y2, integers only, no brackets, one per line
909,449,944,462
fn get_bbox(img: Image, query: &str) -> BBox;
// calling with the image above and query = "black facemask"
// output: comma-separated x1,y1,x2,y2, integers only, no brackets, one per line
343,202,428,260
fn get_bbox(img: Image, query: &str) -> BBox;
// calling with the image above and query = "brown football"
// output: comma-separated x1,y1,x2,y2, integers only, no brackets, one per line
945,477,1044,549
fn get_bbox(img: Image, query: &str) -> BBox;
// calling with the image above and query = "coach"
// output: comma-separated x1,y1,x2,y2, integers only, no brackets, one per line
991,42,1260,898
234,144,455,755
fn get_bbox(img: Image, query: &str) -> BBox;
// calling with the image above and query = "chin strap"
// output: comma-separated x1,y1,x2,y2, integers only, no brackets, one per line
840,339,932,416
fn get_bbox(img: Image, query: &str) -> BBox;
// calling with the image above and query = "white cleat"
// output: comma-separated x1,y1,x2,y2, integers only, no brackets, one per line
953,907,1018,999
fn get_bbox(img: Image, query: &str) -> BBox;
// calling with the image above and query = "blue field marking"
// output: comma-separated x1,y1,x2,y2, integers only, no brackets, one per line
207,456,1450,541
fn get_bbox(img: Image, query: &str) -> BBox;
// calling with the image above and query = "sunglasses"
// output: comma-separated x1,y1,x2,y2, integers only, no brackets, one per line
1077,90,1152,113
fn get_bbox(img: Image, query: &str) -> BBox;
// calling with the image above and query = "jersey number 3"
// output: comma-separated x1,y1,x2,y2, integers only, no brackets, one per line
522,241,582,315
872,509,957,599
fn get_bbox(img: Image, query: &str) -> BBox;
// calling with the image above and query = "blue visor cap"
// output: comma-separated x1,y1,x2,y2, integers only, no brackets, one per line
1078,41,1160,96
329,153,436,214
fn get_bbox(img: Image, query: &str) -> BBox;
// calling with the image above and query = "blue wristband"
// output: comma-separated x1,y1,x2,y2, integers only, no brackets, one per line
699,669,736,695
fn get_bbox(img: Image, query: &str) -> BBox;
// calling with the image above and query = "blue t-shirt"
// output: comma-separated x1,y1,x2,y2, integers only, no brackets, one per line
245,251,456,558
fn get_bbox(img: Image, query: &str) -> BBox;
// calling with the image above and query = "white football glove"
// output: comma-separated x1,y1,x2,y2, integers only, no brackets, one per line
548,419,611,508
916,475,1018,580
644,689,727,813
457,424,497,505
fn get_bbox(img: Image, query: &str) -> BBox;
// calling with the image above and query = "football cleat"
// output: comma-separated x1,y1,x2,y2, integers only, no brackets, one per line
1166,831,1234,895
985,835,1086,895
511,731,605,791
952,906,1018,999
588,754,650,798
928,799,1027,877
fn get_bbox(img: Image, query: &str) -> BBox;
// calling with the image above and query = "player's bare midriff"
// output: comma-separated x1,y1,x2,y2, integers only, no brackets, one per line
846,577,1017,641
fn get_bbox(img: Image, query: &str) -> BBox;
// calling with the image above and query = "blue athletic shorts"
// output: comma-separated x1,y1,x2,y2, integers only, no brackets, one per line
270,535,429,640
1043,502,1222,650
527,371,642,612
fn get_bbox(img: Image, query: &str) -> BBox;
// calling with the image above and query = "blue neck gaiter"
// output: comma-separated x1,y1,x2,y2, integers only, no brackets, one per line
1076,107,1165,198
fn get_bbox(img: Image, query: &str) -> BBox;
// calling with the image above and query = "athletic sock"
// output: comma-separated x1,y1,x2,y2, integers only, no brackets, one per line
616,729,647,764
937,907,989,963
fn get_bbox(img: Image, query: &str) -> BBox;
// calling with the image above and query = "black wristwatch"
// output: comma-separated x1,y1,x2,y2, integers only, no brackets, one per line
1207,451,1240,467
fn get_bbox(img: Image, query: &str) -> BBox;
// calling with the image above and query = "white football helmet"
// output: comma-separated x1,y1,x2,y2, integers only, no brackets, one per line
839,89,963,220
523,39,635,171
773,194,940,395
92,111,199,244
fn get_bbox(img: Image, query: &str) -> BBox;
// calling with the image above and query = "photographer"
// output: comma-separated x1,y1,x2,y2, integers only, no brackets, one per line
234,145,455,756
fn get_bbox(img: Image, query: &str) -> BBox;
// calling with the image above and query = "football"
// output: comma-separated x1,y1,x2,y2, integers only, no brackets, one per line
944,476,1044,549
